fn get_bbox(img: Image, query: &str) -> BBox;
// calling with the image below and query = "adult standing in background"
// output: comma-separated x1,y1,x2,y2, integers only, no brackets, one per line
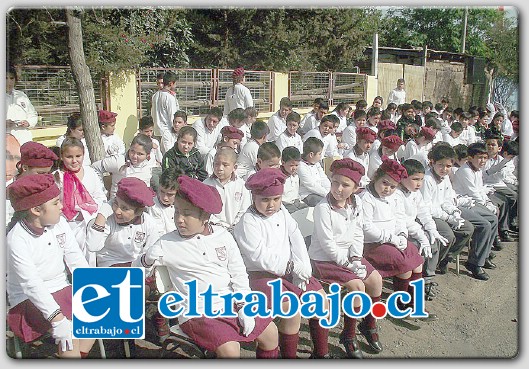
6,64,38,145
387,78,406,106
151,71,179,140
223,67,254,117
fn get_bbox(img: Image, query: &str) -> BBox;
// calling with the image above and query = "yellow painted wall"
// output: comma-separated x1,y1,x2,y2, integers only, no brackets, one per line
272,72,290,112
108,70,139,149
366,75,378,107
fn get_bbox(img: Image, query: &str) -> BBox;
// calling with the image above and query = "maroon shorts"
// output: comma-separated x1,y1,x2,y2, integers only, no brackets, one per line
7,286,72,343
363,241,423,278
311,258,377,285
180,315,274,352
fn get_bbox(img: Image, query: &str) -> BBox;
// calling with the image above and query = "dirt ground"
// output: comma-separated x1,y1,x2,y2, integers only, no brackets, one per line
6,240,518,360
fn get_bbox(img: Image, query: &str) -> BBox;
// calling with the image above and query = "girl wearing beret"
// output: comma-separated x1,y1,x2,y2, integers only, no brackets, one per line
91,133,154,200
15,141,58,179
370,119,396,153
98,110,126,158
403,126,436,161
135,175,279,358
7,174,95,358
233,168,331,359
345,127,376,188
367,135,404,180
358,158,435,320
309,158,384,359
53,138,107,265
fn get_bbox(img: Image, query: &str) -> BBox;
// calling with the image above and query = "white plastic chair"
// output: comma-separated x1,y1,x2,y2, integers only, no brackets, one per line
290,207,315,247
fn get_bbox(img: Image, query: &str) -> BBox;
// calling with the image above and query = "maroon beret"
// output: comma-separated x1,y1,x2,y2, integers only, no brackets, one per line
356,127,377,143
379,156,408,183
221,126,244,141
232,67,245,77
19,141,58,167
8,173,60,211
377,119,396,132
116,177,155,207
381,135,404,152
177,175,222,214
245,168,286,197
98,110,118,123
420,126,436,141
330,158,365,186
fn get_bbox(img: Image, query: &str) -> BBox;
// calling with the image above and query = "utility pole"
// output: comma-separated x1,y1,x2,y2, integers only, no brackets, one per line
462,7,468,53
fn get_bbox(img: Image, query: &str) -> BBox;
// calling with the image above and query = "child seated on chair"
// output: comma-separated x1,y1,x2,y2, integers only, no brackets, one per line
280,146,308,214
236,120,269,180
308,158,384,359
297,137,331,207
135,175,279,358
233,168,331,359
243,141,281,181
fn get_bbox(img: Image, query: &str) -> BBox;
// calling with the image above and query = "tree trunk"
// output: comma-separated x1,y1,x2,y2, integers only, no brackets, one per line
66,8,105,163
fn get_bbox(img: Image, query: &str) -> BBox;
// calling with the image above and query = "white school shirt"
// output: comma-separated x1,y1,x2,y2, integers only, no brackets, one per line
151,89,179,137
148,137,163,167
235,139,259,180
6,178,15,228
101,133,126,158
323,134,342,158
6,89,38,145
442,132,461,147
387,88,406,106
56,135,92,166
331,111,348,133
147,196,176,239
298,160,331,199
458,125,477,146
483,156,509,188
420,169,458,221
395,187,437,242
86,212,161,267
192,118,227,156
7,218,88,317
204,147,217,177
299,112,320,136
203,174,251,229
239,123,251,149
367,148,387,180
223,83,254,116
341,124,357,148
358,185,408,244
403,139,426,161
344,147,370,187
452,163,489,205
91,154,152,200
282,172,302,205
134,225,251,324
266,111,287,142
161,130,178,155
303,128,329,156
233,206,311,275
501,159,517,185
308,194,365,265
276,130,303,153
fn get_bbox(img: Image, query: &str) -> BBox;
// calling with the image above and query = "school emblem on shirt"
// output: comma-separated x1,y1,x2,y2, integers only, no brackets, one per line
215,246,227,261
20,101,26,109
56,233,66,248
134,231,146,243
234,192,242,202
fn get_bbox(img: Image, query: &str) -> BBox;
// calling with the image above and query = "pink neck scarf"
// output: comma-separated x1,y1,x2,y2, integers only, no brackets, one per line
62,169,98,221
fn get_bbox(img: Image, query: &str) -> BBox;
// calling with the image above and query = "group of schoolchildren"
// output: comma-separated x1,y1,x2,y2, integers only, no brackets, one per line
6,70,519,359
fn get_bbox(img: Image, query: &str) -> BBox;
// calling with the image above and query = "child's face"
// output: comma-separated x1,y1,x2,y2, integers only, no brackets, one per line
374,174,399,198
319,121,333,136
23,165,53,175
307,150,323,164
400,172,424,192
368,114,381,127
356,138,373,153
286,120,299,136
61,146,84,172
355,117,367,127
213,154,236,182
157,78,164,90
431,158,453,178
128,143,149,165
253,194,282,217
205,115,220,131
172,116,186,133
405,124,418,137
460,118,469,128
6,72,16,93
397,81,405,90
486,139,501,157
316,108,328,121
35,195,63,226
493,116,504,127
70,126,84,139
282,159,300,176
174,196,206,236
330,174,357,203
140,126,154,138
100,122,116,135
257,156,281,170
338,108,348,118
423,107,431,115
223,137,241,151
230,120,244,129
443,112,452,121
373,99,382,109
158,185,177,207
404,108,415,119
177,134,195,155
279,106,292,119
469,153,488,170
381,146,397,157
112,197,142,224
456,157,468,167
451,130,462,138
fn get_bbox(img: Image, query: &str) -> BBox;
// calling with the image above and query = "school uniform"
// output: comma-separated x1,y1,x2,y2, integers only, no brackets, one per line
442,132,461,146
236,139,259,180
458,125,477,146
331,112,348,133
161,130,179,155
55,135,92,166
303,128,330,156
358,184,423,278
297,160,331,206
280,168,307,214
7,217,88,342
275,130,303,153
299,112,319,136
387,88,406,106
192,118,228,156
101,133,126,158
147,196,176,239
266,111,287,142
403,139,424,160
323,133,342,158
223,83,253,116
344,147,370,187
86,212,161,267
151,89,179,137
341,124,357,149
203,174,251,230
204,147,217,177
6,88,38,145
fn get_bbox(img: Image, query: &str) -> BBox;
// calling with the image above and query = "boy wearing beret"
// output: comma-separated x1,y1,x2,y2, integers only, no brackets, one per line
367,135,403,180
344,127,376,188
205,125,244,176
98,110,126,158
403,126,436,161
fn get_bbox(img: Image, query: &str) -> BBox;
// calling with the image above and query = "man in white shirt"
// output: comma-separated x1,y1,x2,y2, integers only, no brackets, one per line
223,67,254,116
387,78,406,106
151,71,179,139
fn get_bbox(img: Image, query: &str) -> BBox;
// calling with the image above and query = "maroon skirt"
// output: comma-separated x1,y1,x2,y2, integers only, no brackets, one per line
7,286,73,343
247,271,323,304
180,315,274,352
363,241,423,278
311,258,377,285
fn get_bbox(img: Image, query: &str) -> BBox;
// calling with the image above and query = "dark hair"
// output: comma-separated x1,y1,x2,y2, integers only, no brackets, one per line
163,71,178,85
7,64,18,82
131,133,153,155
467,142,487,157
434,102,444,111
177,126,197,143
428,142,456,162
313,97,324,105
373,96,384,104
502,140,519,156
422,101,433,110
401,103,413,112
460,111,472,120
66,112,83,135
61,137,85,154
208,107,224,120
380,110,391,120
367,107,382,117
139,116,154,131
302,137,324,157
228,108,246,123
321,114,339,127
424,111,439,121
450,121,464,133
453,144,469,161
156,72,165,80
244,106,258,118
279,97,293,109
353,109,367,120
468,108,479,117
510,110,519,119
412,101,423,110
386,102,397,110
250,120,269,139
159,166,184,190
483,129,503,143
257,142,281,160
425,117,441,130
281,146,301,163
443,107,453,114
453,107,464,117
173,110,188,122
286,111,301,123
356,99,368,108
335,102,350,113
318,101,329,111
402,159,425,176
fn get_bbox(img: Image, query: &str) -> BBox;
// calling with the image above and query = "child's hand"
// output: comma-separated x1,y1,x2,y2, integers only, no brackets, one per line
238,309,256,336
